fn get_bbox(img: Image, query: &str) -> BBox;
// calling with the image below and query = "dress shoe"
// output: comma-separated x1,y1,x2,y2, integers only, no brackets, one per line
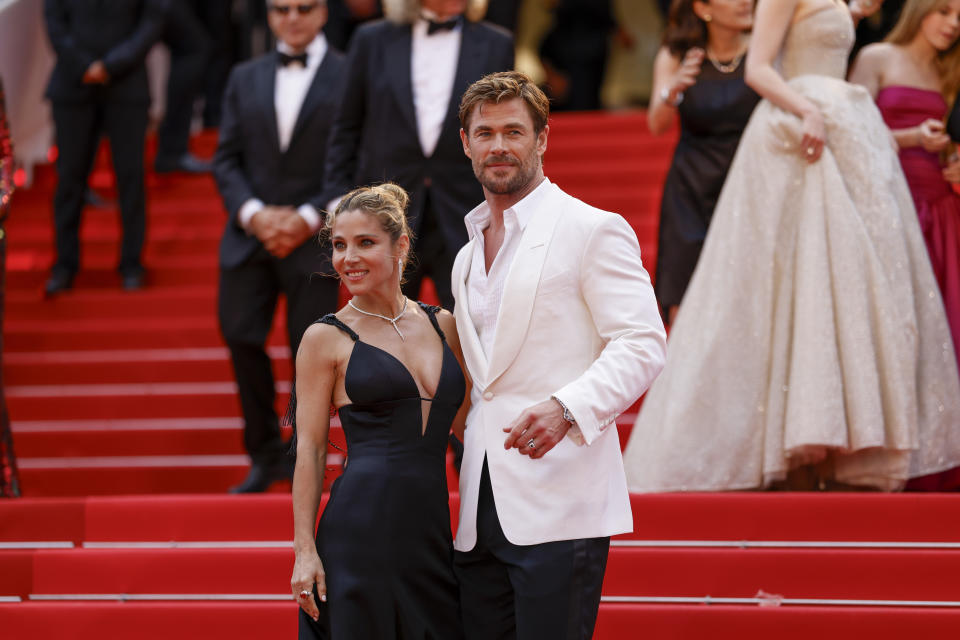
229,459,294,494
154,152,212,174
121,270,145,291
44,271,74,296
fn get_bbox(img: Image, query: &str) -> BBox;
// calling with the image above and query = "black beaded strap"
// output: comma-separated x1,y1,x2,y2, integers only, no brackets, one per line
285,314,355,457
317,313,359,341
417,302,446,341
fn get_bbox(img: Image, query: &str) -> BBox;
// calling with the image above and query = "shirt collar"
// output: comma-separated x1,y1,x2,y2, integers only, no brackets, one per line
464,177,552,241
277,34,327,67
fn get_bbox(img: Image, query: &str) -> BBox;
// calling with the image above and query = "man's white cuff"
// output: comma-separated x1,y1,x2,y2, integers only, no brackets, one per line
297,204,322,232
238,198,265,232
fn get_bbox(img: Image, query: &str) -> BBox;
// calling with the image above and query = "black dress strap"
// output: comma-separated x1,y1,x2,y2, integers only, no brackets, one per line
316,313,359,341
285,314,356,457
417,302,446,341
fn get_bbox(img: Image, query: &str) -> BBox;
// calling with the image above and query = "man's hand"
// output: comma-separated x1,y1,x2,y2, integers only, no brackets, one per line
503,398,572,459
82,60,109,85
250,206,309,259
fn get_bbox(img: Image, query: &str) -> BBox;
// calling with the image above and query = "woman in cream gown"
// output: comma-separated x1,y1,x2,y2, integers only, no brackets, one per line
623,0,960,491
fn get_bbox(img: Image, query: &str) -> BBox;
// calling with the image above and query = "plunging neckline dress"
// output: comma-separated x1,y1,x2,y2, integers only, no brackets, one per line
298,303,466,639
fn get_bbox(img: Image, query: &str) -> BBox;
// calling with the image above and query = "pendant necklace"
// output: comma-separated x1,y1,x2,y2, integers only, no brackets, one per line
349,297,408,341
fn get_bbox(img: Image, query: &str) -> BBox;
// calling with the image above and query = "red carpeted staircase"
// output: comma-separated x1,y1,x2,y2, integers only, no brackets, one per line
3,112,960,638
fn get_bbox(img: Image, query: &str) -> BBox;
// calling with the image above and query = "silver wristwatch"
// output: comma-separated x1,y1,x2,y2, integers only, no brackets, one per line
551,396,576,425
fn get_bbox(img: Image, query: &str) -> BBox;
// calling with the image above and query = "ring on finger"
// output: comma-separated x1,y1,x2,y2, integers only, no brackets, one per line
806,146,816,156
527,438,536,449
299,589,312,598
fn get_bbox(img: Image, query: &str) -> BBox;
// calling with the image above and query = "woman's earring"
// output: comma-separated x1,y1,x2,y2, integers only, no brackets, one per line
397,258,403,281
703,13,712,21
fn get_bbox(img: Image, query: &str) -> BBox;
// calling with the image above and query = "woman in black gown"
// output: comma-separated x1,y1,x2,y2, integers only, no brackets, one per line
649,0,759,325
290,183,469,639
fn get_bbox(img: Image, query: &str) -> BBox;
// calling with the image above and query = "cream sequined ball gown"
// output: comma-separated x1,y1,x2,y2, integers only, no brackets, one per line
623,0,960,492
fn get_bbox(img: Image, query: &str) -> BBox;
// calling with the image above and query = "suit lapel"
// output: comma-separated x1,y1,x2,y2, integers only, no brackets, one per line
486,184,565,386
442,22,488,138
257,55,281,154
454,238,490,388
385,25,419,138
287,50,334,150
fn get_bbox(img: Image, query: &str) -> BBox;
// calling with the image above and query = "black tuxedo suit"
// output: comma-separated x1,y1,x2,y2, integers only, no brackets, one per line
324,18,514,308
44,0,164,278
214,47,345,469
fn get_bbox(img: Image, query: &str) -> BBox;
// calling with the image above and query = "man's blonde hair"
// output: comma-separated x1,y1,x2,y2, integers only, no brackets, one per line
459,71,550,134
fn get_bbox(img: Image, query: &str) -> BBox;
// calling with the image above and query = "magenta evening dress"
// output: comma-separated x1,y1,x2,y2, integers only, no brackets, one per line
878,86,960,490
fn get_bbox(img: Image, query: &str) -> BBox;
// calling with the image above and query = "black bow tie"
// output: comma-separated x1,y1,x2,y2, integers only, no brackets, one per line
278,52,308,67
426,17,459,35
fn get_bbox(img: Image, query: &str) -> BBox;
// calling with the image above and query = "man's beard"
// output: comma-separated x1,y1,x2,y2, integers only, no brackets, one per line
474,153,538,195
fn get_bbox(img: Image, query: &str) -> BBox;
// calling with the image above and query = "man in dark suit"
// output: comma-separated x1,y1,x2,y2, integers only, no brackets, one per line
324,0,513,310
43,0,165,295
214,0,345,493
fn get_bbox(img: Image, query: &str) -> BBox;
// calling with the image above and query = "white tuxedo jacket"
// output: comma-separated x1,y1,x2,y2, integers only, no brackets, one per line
452,182,667,550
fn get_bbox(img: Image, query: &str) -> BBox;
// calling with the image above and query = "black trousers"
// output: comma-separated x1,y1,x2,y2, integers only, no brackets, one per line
51,100,148,276
454,460,610,640
218,246,339,465
156,0,211,159
402,189,457,311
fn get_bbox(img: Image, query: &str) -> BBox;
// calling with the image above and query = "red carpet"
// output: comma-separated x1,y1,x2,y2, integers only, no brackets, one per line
3,112,960,637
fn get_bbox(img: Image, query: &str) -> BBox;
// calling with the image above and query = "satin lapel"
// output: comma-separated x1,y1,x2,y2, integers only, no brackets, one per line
257,55,281,154
486,185,566,386
454,238,489,389
385,26,418,138
287,52,334,148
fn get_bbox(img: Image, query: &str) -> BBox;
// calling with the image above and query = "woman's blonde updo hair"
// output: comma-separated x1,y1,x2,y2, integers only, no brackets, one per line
324,182,414,264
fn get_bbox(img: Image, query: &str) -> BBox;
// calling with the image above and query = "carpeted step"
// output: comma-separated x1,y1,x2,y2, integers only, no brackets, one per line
7,545,960,604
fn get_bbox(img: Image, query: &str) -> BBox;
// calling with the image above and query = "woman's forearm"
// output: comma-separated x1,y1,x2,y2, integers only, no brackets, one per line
292,445,326,554
745,63,818,119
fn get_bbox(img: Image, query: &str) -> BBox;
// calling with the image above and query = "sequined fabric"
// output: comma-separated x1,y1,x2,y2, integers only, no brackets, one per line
623,1,960,492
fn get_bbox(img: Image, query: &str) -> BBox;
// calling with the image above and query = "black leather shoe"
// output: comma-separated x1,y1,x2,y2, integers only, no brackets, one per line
44,271,75,296
229,459,294,494
121,271,145,291
154,153,212,174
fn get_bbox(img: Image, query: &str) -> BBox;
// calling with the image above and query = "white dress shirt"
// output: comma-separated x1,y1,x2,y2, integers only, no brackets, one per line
238,34,328,233
411,11,461,158
465,178,551,358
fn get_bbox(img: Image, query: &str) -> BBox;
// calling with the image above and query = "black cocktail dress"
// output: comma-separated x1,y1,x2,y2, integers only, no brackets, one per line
298,303,466,639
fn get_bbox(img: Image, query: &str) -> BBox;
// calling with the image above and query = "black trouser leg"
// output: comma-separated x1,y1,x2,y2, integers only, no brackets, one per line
278,253,340,364
454,459,610,640
191,0,232,128
157,0,211,159
51,102,102,276
219,250,285,464
402,193,456,311
102,101,148,276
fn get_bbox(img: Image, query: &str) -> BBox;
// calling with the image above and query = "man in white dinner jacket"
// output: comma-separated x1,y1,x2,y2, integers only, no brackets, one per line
451,71,667,640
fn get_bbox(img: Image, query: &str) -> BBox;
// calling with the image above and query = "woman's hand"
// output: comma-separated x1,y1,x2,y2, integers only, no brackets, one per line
667,48,705,103
918,119,950,153
799,108,826,163
943,153,960,183
291,550,327,622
